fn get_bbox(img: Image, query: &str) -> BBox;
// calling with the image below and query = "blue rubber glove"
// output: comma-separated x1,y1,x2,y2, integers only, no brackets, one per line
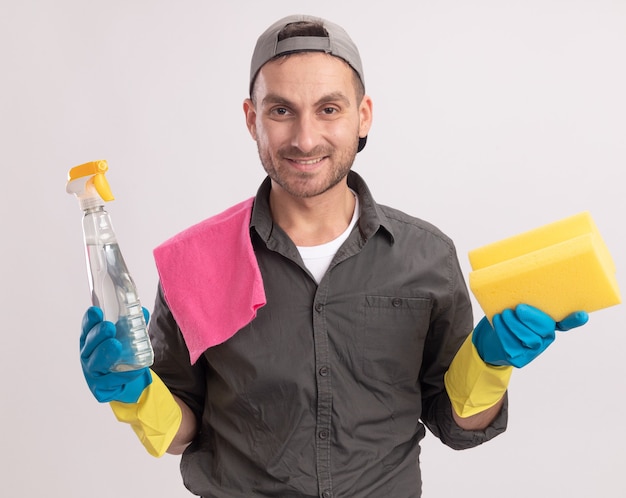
472,304,589,368
80,306,152,403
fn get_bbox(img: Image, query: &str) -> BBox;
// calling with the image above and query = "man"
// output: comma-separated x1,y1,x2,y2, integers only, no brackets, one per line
79,15,588,497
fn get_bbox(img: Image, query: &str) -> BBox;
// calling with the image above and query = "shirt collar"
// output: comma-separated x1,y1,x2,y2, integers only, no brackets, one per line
250,171,395,245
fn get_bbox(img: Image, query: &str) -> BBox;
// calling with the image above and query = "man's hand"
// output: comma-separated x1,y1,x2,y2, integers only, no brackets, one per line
472,304,589,368
80,306,152,403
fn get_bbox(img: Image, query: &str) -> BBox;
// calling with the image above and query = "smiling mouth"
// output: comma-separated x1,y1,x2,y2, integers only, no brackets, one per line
290,157,325,166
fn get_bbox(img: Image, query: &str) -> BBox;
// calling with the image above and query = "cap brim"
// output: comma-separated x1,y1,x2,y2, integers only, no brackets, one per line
357,136,367,153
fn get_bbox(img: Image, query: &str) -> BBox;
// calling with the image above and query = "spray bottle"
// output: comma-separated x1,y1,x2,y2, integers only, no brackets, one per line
66,160,154,371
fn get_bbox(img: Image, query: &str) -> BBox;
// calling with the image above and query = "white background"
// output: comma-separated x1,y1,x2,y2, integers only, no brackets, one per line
2,1,624,496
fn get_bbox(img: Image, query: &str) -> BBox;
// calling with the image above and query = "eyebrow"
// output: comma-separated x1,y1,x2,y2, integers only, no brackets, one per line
261,91,352,108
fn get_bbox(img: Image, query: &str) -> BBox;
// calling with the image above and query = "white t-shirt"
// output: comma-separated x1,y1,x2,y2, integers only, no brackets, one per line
296,192,360,283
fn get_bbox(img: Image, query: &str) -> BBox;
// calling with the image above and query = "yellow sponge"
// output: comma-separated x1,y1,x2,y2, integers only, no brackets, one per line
468,212,621,321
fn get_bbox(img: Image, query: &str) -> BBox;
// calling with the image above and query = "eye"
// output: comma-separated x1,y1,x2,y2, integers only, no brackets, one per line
321,107,338,115
270,106,290,117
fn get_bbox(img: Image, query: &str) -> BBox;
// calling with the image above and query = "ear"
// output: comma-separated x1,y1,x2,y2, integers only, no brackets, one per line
243,98,257,140
358,94,373,138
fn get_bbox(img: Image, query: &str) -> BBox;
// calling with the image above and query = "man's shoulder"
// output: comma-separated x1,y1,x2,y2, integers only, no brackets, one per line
158,197,255,249
378,204,455,248
184,197,254,237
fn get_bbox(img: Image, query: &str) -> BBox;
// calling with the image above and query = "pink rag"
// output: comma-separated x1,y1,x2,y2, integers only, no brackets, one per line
153,197,266,364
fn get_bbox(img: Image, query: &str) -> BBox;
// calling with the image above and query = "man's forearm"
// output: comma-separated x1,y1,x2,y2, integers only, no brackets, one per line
452,395,505,431
167,395,199,455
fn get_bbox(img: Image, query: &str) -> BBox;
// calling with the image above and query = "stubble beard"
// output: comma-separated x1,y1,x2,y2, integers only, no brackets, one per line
257,139,359,199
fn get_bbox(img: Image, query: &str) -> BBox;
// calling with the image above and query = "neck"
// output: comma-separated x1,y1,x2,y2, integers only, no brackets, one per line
269,180,356,246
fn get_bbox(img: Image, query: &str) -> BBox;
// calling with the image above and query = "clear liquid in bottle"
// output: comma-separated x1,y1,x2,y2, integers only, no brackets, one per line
84,207,154,371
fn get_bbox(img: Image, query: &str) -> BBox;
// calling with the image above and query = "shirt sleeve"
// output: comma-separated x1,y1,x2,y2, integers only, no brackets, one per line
148,282,207,421
419,244,508,450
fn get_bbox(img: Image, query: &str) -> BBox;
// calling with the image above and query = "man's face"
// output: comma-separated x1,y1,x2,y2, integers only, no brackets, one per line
244,52,372,199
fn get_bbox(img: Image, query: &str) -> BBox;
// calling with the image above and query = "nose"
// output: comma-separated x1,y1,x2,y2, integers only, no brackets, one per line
291,113,319,153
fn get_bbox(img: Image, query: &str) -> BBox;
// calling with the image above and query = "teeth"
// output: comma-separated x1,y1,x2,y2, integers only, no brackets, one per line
294,158,322,165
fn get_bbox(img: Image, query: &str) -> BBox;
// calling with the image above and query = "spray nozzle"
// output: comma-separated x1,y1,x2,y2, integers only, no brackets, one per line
66,160,115,209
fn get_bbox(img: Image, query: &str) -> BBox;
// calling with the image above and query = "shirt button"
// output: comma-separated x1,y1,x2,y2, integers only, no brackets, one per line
322,491,332,498
319,366,329,376
392,297,402,307
319,430,329,439
315,303,324,312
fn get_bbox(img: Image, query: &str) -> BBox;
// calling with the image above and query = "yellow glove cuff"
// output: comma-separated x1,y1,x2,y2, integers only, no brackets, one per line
110,370,182,457
444,333,513,418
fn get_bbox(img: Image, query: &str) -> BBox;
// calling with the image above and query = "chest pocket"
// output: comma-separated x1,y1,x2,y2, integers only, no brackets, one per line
361,295,432,385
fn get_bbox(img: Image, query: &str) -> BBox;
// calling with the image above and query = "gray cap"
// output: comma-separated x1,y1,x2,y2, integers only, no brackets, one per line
250,15,367,151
